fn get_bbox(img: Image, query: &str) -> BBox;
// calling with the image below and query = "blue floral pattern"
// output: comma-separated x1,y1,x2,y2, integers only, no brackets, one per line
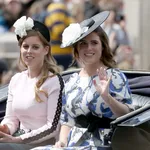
31,68,133,150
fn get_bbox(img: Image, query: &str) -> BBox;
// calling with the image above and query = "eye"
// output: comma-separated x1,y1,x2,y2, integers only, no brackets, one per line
22,45,29,50
32,45,39,50
91,40,98,45
78,41,87,47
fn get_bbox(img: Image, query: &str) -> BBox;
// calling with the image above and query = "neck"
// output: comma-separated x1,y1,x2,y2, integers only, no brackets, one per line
28,66,43,78
80,63,106,77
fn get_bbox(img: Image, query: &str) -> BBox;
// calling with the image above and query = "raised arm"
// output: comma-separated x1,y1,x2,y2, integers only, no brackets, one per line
93,67,133,118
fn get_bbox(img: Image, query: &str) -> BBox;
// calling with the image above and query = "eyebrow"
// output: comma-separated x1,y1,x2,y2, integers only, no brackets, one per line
79,39,87,43
22,43,40,46
80,39,99,43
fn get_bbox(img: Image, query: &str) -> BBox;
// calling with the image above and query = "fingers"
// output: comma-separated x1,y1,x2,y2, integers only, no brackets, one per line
54,141,66,148
105,76,112,89
93,68,111,95
97,67,108,81
0,124,10,134
93,79,102,93
0,125,5,129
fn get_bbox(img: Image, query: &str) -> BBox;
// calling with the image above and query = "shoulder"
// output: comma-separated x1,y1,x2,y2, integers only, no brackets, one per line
107,68,127,82
10,71,27,83
64,73,79,90
43,72,64,91
65,73,78,84
107,68,129,90
46,72,62,84
8,71,27,89
107,68,126,77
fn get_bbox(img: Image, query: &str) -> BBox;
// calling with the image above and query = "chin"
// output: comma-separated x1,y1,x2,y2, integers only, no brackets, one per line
25,63,34,67
84,60,97,65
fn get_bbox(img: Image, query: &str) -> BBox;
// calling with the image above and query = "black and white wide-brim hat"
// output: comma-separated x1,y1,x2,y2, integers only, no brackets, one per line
61,11,110,48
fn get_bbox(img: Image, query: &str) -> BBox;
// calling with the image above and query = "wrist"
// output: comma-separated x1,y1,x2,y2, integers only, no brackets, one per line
13,137,23,143
101,94,112,104
58,140,67,146
57,140,67,147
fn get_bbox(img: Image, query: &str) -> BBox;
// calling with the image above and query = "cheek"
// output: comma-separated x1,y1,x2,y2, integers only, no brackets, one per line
98,49,102,58
77,47,84,55
78,50,84,57
20,50,27,61
20,49,26,56
97,45,103,53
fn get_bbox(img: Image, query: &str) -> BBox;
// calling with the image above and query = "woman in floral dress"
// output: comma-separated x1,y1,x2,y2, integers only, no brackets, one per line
32,11,134,150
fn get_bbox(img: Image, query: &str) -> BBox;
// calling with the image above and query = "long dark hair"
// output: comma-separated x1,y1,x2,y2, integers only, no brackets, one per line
73,26,116,68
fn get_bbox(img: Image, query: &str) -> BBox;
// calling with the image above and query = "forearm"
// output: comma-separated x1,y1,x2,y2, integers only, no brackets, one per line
103,94,130,117
59,125,71,145
0,132,23,143
13,137,23,143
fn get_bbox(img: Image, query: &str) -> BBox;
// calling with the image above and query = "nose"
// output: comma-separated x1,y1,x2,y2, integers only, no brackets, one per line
87,43,92,50
27,47,32,53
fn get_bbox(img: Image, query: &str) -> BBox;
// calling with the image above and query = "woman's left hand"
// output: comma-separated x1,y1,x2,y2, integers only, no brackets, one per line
93,67,111,104
0,131,22,143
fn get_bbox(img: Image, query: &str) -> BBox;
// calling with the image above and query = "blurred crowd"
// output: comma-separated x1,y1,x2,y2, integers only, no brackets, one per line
0,0,135,86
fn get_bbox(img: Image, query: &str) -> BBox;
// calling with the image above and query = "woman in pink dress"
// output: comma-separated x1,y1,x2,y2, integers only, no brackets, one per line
0,16,64,149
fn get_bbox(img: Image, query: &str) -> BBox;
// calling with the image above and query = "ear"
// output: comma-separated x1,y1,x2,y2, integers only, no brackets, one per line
44,46,49,55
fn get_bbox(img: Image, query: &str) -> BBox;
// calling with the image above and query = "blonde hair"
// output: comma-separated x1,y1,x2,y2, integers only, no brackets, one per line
18,30,60,102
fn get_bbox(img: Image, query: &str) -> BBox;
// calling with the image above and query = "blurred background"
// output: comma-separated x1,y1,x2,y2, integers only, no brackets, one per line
0,0,149,85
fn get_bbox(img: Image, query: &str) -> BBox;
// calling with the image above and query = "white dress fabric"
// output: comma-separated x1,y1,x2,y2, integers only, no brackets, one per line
31,68,133,150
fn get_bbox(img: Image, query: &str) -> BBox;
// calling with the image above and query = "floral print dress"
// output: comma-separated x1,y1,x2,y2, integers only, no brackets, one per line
31,68,133,150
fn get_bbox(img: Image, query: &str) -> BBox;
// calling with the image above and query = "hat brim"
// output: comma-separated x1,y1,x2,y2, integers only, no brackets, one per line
60,11,110,48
